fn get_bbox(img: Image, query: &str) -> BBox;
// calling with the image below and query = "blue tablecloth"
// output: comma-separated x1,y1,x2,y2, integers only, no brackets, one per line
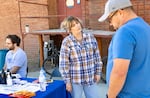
0,78,72,98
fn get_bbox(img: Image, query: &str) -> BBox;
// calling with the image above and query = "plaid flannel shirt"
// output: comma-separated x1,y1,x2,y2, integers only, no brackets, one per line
59,32,102,85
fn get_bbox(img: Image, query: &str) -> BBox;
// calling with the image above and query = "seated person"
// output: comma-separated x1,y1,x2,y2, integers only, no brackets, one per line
3,35,27,77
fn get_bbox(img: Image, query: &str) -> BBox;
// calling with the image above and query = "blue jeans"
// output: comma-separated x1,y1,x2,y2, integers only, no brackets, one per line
71,83,100,98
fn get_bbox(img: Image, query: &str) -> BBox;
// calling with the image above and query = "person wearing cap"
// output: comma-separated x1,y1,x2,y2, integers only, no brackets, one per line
59,16,102,98
99,0,150,98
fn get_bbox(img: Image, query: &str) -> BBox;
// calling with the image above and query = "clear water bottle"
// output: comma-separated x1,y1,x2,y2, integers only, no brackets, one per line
39,67,47,91
6,71,13,86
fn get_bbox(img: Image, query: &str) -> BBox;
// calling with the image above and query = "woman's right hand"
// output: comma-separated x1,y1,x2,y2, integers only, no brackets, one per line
66,83,72,92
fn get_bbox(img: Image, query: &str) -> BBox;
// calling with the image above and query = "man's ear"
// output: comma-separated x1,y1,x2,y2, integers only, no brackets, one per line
117,9,125,18
14,43,17,47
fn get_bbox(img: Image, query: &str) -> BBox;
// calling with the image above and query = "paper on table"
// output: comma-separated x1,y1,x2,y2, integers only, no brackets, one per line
0,84,15,94
21,83,40,92
0,83,40,94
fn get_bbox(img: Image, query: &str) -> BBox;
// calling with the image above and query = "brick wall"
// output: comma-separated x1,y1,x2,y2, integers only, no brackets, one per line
87,0,109,30
131,0,150,23
0,0,21,48
88,0,150,30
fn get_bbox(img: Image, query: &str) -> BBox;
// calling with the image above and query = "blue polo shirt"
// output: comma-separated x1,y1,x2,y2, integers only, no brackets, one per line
107,17,150,97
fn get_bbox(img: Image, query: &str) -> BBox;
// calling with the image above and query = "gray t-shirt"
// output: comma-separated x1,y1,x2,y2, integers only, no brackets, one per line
5,48,27,77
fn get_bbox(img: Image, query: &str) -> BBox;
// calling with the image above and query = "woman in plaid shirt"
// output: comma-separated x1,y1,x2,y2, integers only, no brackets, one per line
59,16,102,98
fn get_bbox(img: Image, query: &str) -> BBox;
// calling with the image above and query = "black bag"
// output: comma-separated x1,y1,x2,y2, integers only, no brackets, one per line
0,69,7,84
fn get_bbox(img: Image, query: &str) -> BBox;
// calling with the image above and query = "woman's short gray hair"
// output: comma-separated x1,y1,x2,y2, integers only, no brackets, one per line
60,16,83,32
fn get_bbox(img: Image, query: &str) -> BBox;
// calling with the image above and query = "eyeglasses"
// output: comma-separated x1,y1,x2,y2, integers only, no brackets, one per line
107,10,118,23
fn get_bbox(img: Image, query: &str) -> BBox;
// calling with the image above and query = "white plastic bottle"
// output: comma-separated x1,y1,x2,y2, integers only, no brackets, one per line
39,68,47,91
6,72,13,86
25,24,30,33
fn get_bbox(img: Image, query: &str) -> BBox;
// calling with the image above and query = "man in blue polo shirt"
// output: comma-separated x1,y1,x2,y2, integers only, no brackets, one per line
98,0,150,98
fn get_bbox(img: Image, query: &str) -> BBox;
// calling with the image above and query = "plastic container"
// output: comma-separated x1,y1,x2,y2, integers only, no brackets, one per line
25,24,30,33
6,71,13,86
0,49,8,70
0,69,7,84
39,68,46,91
